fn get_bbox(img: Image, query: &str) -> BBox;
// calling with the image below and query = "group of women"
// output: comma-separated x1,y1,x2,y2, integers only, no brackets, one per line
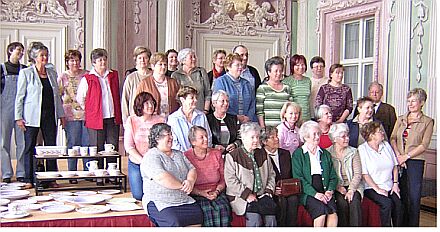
5,41,434,227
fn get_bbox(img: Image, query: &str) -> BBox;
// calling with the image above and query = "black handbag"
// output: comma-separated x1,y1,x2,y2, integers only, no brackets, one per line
247,195,278,215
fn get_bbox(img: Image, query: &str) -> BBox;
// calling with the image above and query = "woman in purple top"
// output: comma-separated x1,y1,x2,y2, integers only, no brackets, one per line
277,101,302,154
315,64,353,123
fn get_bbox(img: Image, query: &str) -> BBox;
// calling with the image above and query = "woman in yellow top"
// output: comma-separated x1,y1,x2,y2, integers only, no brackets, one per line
390,88,434,227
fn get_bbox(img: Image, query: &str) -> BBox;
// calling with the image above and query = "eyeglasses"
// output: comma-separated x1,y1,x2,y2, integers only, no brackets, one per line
312,65,325,69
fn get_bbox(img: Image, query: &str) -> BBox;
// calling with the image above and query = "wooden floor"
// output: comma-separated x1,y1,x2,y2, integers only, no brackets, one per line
3,156,437,227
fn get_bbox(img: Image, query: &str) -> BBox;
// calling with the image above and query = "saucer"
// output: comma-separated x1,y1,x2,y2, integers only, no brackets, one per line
0,211,30,219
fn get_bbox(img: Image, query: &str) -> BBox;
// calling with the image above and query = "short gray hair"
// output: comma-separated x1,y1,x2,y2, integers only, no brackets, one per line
298,120,321,142
28,41,48,64
90,48,108,64
212,90,229,103
148,123,172,148
315,104,332,121
407,88,427,103
328,123,349,142
368,81,383,92
240,122,261,137
260,126,278,143
177,48,196,63
188,126,207,145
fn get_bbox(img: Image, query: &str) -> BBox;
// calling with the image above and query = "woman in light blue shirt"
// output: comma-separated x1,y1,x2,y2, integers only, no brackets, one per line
167,86,212,152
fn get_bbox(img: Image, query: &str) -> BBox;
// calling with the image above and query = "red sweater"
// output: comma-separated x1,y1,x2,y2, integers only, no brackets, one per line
84,70,122,129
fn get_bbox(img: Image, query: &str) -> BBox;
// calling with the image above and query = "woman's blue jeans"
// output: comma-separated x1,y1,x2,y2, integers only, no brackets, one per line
128,159,143,200
64,120,91,171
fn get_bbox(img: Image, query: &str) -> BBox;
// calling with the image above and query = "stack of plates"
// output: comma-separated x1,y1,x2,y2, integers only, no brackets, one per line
49,191,72,198
0,198,11,206
57,196,106,205
106,198,137,205
59,171,77,178
76,205,110,214
0,190,30,199
107,203,142,212
75,171,92,177
29,195,53,202
74,191,97,196
36,172,60,178
97,189,120,195
40,204,75,214
0,211,30,219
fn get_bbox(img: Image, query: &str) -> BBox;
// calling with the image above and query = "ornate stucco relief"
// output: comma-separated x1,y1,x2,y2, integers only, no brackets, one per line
1,0,84,49
186,0,290,55
134,0,141,34
411,0,428,83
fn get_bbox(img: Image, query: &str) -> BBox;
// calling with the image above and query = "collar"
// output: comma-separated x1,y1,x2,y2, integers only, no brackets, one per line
174,107,204,121
264,148,278,157
226,73,240,83
283,122,297,133
302,144,322,156
403,111,425,124
90,68,110,78
365,141,386,153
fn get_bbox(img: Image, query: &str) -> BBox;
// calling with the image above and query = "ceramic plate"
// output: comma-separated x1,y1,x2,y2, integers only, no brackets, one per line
57,196,105,205
7,182,26,187
108,203,142,212
59,171,77,178
96,194,113,201
74,191,97,196
97,189,120,195
75,171,92,177
0,198,10,206
0,206,8,212
49,191,73,198
29,195,54,202
98,151,118,155
41,201,64,207
76,205,110,214
106,198,137,204
36,172,60,178
0,185,21,190
0,190,30,199
0,211,30,219
40,204,75,214
19,203,42,211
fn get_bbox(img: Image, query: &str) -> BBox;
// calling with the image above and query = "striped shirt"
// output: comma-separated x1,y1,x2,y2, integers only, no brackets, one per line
282,76,312,120
256,83,291,126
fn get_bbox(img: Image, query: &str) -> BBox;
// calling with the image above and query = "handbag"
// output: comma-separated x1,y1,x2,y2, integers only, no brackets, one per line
277,178,301,197
247,195,278,215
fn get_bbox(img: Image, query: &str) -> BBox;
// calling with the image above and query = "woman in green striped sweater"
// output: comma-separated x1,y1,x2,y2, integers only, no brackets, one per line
256,56,292,128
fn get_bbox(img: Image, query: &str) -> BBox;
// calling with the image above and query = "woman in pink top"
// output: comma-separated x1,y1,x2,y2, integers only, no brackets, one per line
277,101,302,154
184,126,231,226
124,92,165,200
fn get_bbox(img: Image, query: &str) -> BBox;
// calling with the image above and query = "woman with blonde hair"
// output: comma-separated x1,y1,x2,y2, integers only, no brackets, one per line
277,101,302,154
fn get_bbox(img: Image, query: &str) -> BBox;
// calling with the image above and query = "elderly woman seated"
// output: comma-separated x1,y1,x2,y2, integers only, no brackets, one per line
140,123,203,227
359,121,402,227
261,126,299,227
315,105,333,149
184,126,231,226
224,122,277,227
327,123,363,226
167,86,212,152
207,90,241,154
292,120,338,227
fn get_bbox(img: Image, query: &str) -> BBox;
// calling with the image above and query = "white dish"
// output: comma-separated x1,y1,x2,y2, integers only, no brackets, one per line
1,185,21,190
106,197,137,204
29,195,53,202
0,211,30,219
49,191,73,198
57,196,105,205
0,198,11,205
0,182,7,186
98,151,118,155
0,190,30,199
96,194,113,201
59,171,77,178
76,205,110,214
12,198,38,204
40,204,75,214
74,191,97,196
36,171,60,178
75,171,92,177
7,182,26,187
19,203,42,211
41,201,64,207
0,206,7,212
108,203,142,212
97,189,120,195
93,169,108,177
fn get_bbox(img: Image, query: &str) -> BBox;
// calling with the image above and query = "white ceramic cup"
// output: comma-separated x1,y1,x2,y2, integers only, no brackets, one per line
104,144,115,153
86,160,99,171
94,169,107,176
67,149,77,156
89,146,98,156
107,163,118,171
107,169,121,176
80,147,88,156
72,146,80,154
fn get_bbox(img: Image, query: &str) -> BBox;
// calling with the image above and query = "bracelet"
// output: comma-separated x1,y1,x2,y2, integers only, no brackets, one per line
393,181,398,184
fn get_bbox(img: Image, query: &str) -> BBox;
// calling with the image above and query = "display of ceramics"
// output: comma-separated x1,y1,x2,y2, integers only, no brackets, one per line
56,196,105,205
7,182,26,187
75,171,93,177
19,203,42,211
0,211,30,219
12,199,38,204
40,204,75,214
96,194,113,201
97,189,120,195
0,206,8,212
76,205,110,214
0,190,30,199
29,195,54,202
49,191,73,198
36,172,60,178
0,198,11,206
108,203,142,212
98,151,118,155
106,198,137,204
74,191,97,196
0,185,21,190
41,201,64,207
59,171,77,178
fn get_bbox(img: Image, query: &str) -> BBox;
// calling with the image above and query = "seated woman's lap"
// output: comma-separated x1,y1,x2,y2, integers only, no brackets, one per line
147,201,203,227
305,195,337,219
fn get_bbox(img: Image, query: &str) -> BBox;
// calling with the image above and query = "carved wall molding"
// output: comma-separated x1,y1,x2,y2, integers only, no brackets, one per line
411,0,429,83
133,0,141,34
1,0,84,49
187,0,290,56
386,0,396,37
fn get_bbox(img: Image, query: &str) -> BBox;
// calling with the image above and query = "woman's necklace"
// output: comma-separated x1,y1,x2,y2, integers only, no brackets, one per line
193,149,207,161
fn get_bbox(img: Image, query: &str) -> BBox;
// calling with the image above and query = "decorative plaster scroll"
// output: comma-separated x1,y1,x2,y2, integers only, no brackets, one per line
411,0,428,83
386,0,396,37
1,0,84,49
134,0,141,34
192,0,201,23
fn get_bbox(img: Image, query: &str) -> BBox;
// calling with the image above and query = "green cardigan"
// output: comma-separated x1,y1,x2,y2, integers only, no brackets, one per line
291,147,338,205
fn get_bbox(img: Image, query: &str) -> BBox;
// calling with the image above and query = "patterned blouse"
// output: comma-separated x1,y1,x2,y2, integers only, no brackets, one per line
58,70,88,121
315,83,353,122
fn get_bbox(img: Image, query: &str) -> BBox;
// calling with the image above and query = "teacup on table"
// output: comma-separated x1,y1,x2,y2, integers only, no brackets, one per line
68,149,78,156
80,147,88,156
104,144,115,153
89,146,98,156
93,169,107,177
